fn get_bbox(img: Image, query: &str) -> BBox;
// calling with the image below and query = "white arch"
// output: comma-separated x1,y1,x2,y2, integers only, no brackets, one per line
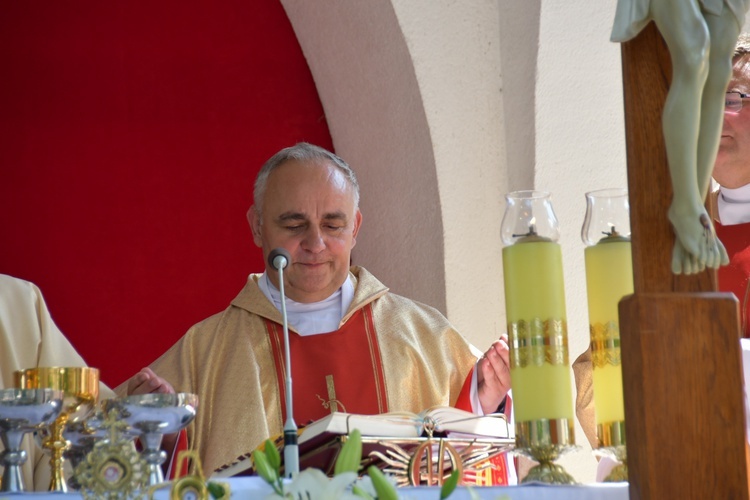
283,0,628,482
281,1,508,346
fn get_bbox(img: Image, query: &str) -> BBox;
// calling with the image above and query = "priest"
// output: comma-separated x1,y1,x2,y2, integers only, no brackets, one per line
119,142,515,484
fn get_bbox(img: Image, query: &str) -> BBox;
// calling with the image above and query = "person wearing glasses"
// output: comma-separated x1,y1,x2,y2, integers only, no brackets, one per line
712,32,750,338
611,0,750,274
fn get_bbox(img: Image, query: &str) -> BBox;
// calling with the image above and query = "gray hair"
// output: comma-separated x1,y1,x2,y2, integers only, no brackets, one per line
733,33,750,79
736,33,750,57
253,142,360,216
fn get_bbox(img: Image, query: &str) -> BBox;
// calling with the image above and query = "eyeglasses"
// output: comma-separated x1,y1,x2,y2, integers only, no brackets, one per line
725,92,750,113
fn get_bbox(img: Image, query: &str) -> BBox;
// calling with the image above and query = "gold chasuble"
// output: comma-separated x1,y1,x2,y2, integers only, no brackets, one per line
135,267,479,476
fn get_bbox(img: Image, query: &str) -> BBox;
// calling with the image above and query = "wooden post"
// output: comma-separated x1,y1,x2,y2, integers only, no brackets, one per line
619,23,750,499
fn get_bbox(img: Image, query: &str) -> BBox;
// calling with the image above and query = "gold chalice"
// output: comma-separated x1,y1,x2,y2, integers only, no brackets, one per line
14,367,99,492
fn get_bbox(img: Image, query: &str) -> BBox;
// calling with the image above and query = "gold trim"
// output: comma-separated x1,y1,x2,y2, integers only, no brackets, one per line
268,323,287,401
362,306,386,414
170,476,207,500
508,319,569,368
407,440,463,486
597,420,626,448
590,322,621,368
14,367,100,400
325,375,339,413
167,450,212,500
515,418,575,450
515,418,577,485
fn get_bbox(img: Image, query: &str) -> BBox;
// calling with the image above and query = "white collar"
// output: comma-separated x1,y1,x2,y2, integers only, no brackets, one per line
257,272,354,336
718,184,750,225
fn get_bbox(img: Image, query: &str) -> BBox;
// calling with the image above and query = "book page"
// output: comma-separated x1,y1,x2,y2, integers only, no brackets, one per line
421,406,510,438
299,412,422,444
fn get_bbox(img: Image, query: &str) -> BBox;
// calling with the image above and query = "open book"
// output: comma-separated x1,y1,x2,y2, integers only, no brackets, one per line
212,407,511,478
299,407,510,443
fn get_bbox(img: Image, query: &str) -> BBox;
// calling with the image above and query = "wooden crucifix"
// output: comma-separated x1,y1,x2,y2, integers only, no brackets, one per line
618,22,750,499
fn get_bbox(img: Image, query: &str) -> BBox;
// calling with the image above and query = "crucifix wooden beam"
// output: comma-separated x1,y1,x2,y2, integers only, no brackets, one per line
618,22,750,499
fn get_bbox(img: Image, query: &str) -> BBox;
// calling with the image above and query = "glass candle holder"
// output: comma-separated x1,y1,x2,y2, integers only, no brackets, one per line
501,190,576,484
582,188,633,481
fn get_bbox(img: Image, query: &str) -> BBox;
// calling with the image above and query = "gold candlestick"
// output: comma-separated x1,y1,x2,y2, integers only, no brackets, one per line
581,188,632,482
14,367,100,492
501,190,576,484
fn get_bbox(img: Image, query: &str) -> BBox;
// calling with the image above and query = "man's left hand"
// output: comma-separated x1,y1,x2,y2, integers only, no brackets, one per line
477,334,511,414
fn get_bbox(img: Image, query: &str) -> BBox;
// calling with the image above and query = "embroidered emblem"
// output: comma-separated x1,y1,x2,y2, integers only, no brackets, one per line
315,375,347,413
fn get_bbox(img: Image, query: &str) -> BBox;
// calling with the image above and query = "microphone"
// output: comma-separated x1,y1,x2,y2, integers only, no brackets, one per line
267,248,299,477
268,248,290,272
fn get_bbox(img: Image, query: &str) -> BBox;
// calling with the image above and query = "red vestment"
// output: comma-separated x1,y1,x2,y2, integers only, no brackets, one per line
716,220,750,337
265,305,390,423
265,307,510,485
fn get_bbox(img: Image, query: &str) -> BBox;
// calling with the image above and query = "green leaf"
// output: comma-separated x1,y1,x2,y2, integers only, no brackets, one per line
440,469,460,499
334,428,363,475
252,448,278,485
207,481,227,499
264,438,281,473
367,466,398,500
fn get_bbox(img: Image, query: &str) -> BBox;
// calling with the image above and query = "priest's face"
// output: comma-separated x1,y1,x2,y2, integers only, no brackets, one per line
716,55,750,189
249,159,362,303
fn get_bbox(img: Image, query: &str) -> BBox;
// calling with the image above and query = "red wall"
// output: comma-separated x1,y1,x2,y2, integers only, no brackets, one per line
0,1,333,387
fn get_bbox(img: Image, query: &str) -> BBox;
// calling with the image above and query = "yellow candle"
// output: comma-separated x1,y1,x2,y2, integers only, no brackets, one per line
510,364,575,422
502,240,574,423
592,364,624,424
584,239,632,426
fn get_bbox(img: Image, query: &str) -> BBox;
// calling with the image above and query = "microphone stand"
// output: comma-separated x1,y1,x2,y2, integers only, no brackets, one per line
270,249,299,478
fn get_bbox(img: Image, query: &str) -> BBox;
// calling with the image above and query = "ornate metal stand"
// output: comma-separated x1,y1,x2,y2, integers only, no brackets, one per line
74,409,147,499
364,435,513,487
0,388,63,493
515,418,577,484
595,420,627,482
110,393,198,486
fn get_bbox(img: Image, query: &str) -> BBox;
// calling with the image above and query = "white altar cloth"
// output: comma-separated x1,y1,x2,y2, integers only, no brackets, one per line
0,477,629,499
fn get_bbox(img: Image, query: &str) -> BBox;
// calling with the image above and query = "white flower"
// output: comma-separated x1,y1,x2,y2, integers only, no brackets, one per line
265,469,362,500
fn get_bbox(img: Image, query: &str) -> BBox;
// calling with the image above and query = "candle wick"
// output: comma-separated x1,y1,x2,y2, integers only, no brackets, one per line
602,226,620,238
512,223,538,238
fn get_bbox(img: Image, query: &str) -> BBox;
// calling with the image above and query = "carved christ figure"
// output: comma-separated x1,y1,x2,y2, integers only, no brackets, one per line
612,0,749,274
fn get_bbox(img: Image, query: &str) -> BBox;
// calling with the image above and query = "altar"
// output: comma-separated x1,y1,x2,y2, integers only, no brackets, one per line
0,477,630,499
